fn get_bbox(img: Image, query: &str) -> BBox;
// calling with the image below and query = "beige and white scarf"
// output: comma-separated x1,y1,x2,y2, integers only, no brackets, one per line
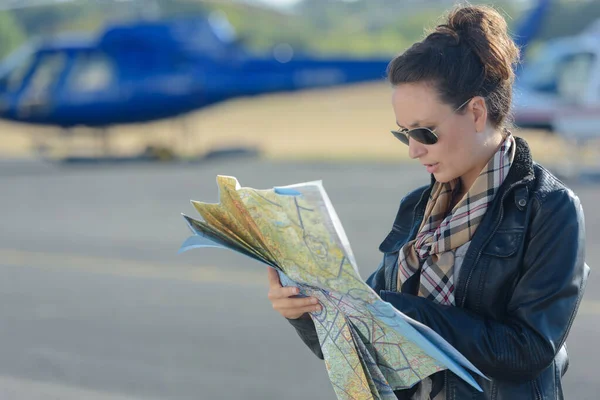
398,133,516,306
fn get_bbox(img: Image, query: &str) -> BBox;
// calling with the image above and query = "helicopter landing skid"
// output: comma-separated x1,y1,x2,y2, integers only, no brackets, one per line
33,126,178,164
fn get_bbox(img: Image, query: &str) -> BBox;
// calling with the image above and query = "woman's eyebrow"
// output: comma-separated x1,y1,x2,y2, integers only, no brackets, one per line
396,120,426,128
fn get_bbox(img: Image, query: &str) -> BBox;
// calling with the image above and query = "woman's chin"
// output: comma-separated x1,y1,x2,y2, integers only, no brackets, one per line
432,171,456,184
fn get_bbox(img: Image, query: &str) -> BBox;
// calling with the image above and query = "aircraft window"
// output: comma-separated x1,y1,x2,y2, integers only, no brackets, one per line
519,43,573,93
556,53,595,104
24,53,67,96
521,61,558,91
208,10,237,44
6,55,34,92
67,53,115,92
0,49,36,94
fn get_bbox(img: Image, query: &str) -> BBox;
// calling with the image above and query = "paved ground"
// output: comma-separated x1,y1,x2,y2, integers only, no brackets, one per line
0,158,597,399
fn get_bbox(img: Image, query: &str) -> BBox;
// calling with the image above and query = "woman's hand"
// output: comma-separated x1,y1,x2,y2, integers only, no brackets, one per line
267,267,321,320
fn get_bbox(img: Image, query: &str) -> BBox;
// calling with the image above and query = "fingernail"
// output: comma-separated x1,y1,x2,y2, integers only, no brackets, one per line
311,298,317,304
293,287,299,294
315,306,321,312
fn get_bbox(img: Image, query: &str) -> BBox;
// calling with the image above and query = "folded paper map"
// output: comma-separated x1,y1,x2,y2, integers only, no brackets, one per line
178,175,487,399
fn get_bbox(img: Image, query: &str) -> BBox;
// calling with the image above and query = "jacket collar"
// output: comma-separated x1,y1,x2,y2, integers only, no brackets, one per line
504,135,535,187
424,135,535,193
379,135,535,254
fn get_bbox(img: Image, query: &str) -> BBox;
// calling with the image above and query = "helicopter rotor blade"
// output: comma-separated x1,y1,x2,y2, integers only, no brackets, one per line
0,0,135,12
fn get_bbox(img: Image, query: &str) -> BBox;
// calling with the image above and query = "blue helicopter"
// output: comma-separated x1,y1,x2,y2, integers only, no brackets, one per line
0,12,392,129
0,0,550,158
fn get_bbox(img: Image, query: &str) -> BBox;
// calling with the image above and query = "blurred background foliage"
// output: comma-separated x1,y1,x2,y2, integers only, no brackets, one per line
1,0,600,59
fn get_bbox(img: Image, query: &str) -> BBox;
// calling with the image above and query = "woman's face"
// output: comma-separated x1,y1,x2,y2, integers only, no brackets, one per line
391,82,491,185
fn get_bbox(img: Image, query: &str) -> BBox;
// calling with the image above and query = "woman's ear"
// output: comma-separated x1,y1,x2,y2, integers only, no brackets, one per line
470,96,487,133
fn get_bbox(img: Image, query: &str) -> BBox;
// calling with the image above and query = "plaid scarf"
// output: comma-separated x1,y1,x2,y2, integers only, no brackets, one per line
397,134,516,306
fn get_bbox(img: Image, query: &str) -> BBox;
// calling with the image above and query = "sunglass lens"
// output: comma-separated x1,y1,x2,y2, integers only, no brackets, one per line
391,130,410,145
410,128,438,145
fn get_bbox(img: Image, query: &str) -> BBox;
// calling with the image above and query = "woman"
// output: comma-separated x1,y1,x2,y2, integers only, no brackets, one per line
267,4,590,399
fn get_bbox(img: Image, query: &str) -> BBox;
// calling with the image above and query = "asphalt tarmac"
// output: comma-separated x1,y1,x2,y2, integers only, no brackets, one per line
0,158,598,399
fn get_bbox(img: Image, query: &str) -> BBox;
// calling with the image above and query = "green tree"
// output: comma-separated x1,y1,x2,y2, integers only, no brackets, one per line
0,11,27,59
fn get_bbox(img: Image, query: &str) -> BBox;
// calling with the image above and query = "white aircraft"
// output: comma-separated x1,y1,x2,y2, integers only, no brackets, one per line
513,20,600,179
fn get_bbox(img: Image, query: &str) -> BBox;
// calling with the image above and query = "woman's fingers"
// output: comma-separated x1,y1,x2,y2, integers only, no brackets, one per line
267,286,299,301
266,266,282,289
266,266,322,320
272,296,322,320
281,305,321,320
275,296,320,310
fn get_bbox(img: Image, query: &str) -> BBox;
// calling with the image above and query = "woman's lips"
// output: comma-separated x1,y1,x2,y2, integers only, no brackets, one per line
425,163,439,174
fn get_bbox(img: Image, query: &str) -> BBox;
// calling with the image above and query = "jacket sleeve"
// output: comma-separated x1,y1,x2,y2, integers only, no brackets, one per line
380,189,590,383
365,258,387,293
287,315,324,359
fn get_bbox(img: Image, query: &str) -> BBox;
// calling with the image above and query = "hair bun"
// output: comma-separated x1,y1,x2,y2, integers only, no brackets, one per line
442,5,520,82
387,4,519,129
447,7,479,35
433,24,461,45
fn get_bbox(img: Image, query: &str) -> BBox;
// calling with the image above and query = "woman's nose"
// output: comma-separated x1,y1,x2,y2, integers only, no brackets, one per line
408,137,427,159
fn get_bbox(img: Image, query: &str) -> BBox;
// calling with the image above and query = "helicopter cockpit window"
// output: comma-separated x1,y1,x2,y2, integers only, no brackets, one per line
22,52,67,97
519,43,573,94
67,52,115,93
520,61,557,93
556,52,595,104
6,56,34,93
4,55,35,94
519,43,596,98
0,45,35,93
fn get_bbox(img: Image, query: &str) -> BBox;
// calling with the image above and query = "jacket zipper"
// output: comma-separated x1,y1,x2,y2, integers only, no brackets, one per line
533,379,542,400
444,370,449,399
390,188,430,292
459,181,526,308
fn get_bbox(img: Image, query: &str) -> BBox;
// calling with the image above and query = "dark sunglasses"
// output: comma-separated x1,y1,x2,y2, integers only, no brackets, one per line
390,97,473,146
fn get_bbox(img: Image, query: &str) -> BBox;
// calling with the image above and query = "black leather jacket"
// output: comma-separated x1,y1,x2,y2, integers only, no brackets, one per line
288,137,590,399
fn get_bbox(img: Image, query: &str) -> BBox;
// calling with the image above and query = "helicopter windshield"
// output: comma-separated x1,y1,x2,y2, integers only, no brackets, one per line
519,40,596,99
518,37,596,95
207,11,237,44
66,51,115,93
555,52,596,103
21,52,67,98
0,43,36,93
519,43,566,92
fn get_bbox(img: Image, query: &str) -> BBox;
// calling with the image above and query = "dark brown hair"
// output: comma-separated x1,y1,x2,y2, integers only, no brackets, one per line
387,4,520,129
